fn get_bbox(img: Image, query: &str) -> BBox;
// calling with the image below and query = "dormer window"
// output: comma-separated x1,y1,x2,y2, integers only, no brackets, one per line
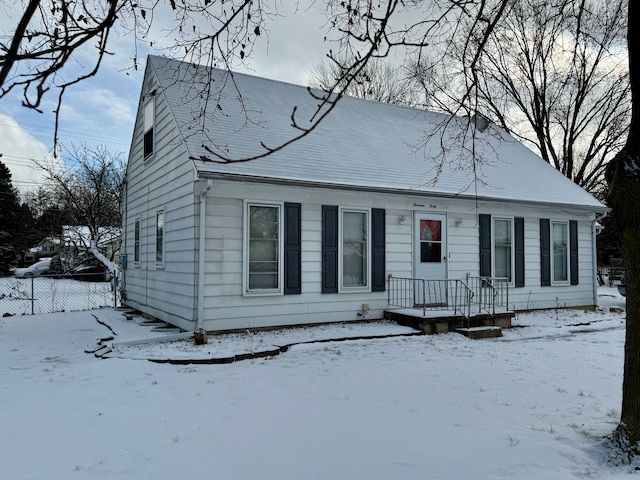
143,99,154,158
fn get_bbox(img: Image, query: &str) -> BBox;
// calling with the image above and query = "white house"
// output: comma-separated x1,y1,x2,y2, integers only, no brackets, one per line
121,55,608,333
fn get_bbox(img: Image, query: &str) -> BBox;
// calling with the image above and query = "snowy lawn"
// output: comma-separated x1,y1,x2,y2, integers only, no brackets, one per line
0,286,634,479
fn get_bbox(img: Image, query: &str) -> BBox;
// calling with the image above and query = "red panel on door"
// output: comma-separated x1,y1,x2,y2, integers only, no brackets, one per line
420,220,441,241
420,220,442,263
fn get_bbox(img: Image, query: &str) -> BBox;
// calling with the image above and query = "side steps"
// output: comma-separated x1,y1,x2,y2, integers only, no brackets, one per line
455,326,503,339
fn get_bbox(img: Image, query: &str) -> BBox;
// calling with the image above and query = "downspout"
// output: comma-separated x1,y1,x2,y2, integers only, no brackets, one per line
196,179,213,331
121,179,128,303
593,212,607,307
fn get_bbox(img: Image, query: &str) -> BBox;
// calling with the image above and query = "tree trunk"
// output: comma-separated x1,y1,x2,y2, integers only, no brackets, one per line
608,151,640,443
608,0,640,450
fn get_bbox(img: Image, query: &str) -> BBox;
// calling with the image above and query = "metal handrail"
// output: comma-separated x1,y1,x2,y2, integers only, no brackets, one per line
387,274,473,319
453,279,473,320
465,275,509,315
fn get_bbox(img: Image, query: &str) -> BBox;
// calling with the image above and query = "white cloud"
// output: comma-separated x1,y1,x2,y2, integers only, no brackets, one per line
90,88,137,124
63,86,136,127
0,114,52,191
238,2,331,85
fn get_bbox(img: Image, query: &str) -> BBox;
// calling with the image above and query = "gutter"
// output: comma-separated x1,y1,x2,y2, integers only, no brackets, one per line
196,179,213,331
195,170,609,214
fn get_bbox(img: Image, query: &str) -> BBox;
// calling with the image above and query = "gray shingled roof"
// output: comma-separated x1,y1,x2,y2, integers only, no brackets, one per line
147,55,605,210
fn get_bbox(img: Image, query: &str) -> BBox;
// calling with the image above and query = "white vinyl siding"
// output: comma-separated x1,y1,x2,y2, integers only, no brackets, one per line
206,182,598,330
123,69,200,331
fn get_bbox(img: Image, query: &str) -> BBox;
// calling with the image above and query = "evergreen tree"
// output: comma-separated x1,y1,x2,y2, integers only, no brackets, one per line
0,161,21,275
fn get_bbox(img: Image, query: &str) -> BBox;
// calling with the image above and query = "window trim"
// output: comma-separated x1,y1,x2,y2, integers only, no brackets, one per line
550,219,570,286
155,209,165,268
243,201,284,296
338,207,371,292
143,98,155,159
133,217,141,265
491,216,515,285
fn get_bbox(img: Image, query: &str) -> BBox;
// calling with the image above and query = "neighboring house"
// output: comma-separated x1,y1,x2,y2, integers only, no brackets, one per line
121,55,608,333
38,237,63,256
24,236,63,263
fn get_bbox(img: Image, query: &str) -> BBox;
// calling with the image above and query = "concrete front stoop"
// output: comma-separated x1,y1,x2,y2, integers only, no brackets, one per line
384,309,514,337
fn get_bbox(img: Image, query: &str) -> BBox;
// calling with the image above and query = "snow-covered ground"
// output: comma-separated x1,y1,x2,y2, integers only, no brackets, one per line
0,286,634,479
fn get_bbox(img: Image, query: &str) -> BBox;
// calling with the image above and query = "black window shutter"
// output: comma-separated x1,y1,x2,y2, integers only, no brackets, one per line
284,203,301,295
371,208,386,292
322,205,338,293
479,214,491,277
515,217,525,288
570,220,579,285
540,219,551,286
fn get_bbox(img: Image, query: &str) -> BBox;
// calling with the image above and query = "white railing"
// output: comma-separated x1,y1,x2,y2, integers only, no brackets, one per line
465,275,509,316
387,275,473,318
387,275,509,318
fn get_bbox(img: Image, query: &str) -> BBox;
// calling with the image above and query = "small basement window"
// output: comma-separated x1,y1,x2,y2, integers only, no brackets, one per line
134,217,141,264
155,210,164,266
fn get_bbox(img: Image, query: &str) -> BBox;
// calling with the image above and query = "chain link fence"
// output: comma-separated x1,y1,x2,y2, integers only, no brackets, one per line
0,272,120,316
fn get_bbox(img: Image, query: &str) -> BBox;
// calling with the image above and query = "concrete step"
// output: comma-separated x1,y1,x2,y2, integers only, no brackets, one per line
140,320,166,327
456,326,503,339
150,325,182,333
94,346,113,358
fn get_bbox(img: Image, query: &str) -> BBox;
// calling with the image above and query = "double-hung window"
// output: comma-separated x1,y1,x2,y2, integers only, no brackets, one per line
246,203,282,293
155,210,164,266
143,99,154,159
551,221,569,284
134,218,141,264
341,209,369,289
493,218,513,283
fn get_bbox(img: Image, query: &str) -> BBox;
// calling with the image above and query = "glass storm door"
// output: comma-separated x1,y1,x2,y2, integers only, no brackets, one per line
414,213,447,305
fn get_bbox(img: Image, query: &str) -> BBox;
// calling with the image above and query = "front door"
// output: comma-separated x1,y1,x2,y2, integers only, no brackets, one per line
414,213,447,305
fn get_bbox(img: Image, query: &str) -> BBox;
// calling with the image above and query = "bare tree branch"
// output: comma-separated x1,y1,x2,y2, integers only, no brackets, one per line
440,0,629,191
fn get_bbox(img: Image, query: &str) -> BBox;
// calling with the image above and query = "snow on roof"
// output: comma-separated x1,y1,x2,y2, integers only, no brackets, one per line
148,55,605,210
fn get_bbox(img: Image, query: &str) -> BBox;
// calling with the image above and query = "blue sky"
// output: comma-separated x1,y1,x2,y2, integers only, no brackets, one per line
0,2,329,193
